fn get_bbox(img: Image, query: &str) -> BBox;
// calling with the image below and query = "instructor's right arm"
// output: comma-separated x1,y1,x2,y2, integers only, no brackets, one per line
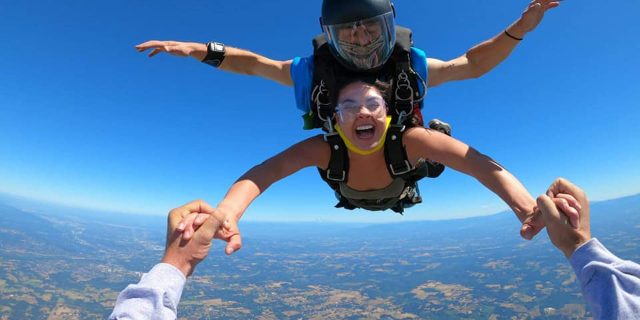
135,40,293,86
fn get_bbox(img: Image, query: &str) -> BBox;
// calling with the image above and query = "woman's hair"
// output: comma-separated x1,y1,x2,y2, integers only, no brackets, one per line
335,76,423,127
335,75,392,106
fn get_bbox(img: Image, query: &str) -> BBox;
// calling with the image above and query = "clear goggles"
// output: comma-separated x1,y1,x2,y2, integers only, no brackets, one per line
336,97,386,122
323,12,396,70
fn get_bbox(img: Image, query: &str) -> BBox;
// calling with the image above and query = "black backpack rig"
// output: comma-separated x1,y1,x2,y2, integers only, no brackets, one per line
308,26,445,214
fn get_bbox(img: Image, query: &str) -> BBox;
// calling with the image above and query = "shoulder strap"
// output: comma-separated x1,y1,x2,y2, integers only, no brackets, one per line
395,26,413,52
323,132,349,182
384,124,412,177
310,39,338,131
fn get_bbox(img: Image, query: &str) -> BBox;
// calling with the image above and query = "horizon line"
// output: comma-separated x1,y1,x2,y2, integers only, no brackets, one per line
1,190,638,224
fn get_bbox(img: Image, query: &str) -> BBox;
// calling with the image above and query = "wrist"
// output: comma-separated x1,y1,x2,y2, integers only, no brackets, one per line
161,254,197,277
188,42,207,61
506,21,527,40
201,42,226,68
216,203,242,222
563,236,592,259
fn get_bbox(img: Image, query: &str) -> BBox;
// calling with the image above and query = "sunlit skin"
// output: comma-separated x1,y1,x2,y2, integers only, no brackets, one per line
177,81,546,255
336,82,388,152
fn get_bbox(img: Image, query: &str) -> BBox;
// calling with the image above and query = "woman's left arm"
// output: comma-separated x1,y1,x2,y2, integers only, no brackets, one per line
404,128,542,239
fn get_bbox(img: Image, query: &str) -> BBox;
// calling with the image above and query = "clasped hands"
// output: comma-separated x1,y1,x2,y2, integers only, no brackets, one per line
161,200,242,277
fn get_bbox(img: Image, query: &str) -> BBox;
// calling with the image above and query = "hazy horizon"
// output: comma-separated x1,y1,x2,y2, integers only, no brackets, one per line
2,190,638,224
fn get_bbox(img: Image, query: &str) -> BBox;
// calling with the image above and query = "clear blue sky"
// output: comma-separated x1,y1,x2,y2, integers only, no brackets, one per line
1,0,639,222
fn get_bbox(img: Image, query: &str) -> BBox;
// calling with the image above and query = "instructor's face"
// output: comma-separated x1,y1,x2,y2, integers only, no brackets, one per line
336,21,383,46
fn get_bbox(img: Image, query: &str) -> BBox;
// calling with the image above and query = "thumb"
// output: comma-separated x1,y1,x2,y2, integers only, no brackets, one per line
537,195,564,227
225,233,243,255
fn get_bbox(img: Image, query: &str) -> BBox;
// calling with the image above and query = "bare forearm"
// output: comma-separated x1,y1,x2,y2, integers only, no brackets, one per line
217,164,275,221
219,48,292,86
182,43,292,86
181,43,265,71
464,21,526,78
475,166,536,222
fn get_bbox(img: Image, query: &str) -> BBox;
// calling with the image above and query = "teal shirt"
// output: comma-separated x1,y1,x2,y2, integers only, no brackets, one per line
290,47,429,114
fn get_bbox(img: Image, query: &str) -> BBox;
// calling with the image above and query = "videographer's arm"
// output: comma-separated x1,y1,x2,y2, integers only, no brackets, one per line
109,200,222,320
537,178,640,319
136,40,293,86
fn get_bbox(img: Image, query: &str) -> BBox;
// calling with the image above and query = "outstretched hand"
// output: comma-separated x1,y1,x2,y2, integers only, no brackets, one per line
135,40,206,60
518,0,561,34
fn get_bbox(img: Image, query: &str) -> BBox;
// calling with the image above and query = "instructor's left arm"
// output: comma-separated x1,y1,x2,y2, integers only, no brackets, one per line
427,0,560,87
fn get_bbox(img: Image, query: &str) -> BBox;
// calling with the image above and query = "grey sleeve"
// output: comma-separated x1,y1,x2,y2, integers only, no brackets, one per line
570,238,640,319
109,263,186,320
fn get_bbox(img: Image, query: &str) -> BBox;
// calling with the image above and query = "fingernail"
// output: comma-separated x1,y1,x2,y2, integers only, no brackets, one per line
178,223,184,230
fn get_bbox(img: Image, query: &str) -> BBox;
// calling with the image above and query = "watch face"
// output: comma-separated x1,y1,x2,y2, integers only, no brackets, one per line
209,42,224,53
204,42,225,67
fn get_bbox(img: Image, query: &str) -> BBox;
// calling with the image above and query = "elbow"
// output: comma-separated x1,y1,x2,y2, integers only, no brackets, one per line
464,52,492,79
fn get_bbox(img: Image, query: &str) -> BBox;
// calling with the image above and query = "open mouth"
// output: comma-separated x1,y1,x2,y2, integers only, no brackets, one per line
355,124,376,139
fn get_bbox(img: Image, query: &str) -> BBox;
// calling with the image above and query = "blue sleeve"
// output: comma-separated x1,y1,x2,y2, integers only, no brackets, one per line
109,263,186,320
410,47,428,98
570,238,640,319
290,55,314,113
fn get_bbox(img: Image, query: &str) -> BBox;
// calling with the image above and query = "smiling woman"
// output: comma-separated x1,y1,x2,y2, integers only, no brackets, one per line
176,76,557,256
334,80,391,155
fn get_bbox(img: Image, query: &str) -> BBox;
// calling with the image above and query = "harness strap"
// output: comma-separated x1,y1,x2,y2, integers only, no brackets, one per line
311,41,338,132
319,125,427,214
384,124,413,176
324,132,348,182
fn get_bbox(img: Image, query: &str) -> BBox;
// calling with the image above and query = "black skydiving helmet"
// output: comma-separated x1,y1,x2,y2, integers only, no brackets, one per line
321,0,396,71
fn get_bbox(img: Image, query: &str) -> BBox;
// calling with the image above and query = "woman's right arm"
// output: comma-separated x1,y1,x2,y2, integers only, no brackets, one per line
217,135,329,222
177,135,328,253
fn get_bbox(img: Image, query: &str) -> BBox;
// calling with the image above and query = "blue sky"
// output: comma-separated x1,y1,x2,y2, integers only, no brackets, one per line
1,0,639,223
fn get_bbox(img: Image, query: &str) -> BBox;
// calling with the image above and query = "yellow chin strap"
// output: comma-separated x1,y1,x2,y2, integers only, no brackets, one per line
334,116,392,155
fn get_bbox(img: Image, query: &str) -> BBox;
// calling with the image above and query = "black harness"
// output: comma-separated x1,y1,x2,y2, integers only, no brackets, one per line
305,26,427,131
319,124,433,214
309,26,444,214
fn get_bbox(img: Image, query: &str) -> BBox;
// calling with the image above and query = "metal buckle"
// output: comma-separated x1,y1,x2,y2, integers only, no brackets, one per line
394,70,414,124
326,169,346,182
323,131,339,142
389,160,412,176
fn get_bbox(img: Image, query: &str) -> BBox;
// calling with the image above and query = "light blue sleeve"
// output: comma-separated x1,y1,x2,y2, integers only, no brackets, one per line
410,47,428,98
290,55,314,113
109,263,186,320
570,238,640,319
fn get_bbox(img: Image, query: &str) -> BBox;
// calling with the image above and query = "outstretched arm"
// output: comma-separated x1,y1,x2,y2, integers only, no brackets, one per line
135,40,293,86
178,135,329,254
427,0,560,87
217,135,328,221
404,128,541,239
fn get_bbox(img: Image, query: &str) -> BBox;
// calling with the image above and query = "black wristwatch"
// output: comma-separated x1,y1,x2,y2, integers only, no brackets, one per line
202,42,226,68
